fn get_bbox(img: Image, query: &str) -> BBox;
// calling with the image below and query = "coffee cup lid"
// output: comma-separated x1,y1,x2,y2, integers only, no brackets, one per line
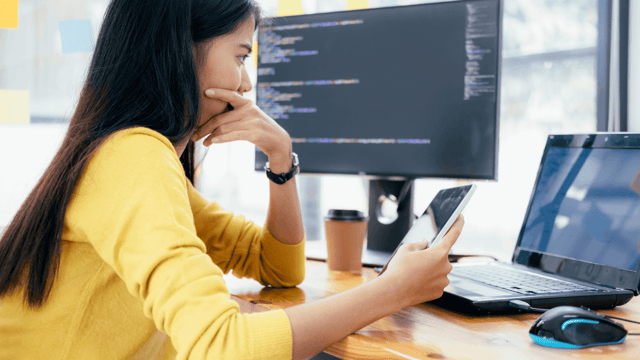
325,209,368,221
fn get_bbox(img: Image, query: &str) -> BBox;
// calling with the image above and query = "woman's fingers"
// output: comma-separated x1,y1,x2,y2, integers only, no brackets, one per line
203,129,253,145
432,215,464,253
192,88,292,160
196,108,249,143
406,239,429,251
379,216,465,305
205,88,251,108
191,89,251,142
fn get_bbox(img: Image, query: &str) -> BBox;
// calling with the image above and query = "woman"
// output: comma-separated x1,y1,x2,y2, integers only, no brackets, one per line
0,0,464,359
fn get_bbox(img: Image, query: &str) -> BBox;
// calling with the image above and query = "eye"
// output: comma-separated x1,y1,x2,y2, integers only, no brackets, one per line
238,54,250,64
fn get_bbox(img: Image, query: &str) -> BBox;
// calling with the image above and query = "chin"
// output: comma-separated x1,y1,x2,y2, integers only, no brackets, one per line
198,103,234,127
210,102,234,116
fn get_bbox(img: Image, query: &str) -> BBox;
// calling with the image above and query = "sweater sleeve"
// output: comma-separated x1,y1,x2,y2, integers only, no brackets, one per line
65,128,292,360
186,183,305,288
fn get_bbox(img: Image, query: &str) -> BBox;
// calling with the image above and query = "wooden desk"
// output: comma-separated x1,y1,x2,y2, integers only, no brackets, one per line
225,260,640,360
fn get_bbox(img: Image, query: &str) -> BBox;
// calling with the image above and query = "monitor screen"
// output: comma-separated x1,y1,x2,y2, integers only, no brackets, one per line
255,0,501,180
518,146,640,272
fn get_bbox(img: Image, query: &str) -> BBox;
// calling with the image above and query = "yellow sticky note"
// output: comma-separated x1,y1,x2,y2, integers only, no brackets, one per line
0,90,29,124
278,0,304,16
0,0,19,29
346,0,369,10
253,41,258,67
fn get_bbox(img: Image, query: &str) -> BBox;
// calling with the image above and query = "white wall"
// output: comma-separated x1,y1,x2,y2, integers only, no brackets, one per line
0,125,68,227
630,0,640,131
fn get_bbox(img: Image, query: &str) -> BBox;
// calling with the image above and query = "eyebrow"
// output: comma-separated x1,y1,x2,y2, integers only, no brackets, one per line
239,43,253,53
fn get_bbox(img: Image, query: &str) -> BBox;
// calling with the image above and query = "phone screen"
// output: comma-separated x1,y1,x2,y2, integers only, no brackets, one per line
379,184,476,274
416,184,475,246
401,185,475,246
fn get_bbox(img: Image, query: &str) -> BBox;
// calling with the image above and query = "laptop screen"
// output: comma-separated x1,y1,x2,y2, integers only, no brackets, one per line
518,145,640,272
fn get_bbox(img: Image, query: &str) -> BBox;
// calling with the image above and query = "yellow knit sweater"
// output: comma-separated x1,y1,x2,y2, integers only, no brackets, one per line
0,127,305,360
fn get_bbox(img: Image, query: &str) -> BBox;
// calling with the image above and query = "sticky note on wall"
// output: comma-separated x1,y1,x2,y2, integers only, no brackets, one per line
253,41,258,67
346,0,369,10
0,0,19,29
0,90,30,124
59,19,94,53
278,0,304,16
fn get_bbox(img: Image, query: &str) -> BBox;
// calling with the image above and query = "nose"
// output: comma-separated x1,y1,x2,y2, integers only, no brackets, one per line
238,66,253,95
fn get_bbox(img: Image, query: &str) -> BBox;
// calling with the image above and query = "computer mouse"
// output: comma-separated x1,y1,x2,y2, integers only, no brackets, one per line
529,306,627,349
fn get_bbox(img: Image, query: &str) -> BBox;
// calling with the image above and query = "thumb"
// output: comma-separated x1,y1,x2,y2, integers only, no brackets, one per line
416,239,430,250
432,215,464,252
404,239,429,252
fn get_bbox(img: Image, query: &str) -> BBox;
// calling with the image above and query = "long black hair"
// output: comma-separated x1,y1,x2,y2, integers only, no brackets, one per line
0,0,261,309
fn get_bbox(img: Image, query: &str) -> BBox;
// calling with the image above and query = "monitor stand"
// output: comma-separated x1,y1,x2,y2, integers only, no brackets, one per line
361,179,415,267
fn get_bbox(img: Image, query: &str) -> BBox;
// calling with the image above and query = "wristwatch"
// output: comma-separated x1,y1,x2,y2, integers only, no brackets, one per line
265,152,299,185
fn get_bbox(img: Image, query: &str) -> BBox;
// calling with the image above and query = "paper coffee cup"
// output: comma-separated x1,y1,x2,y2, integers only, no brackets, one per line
324,209,368,272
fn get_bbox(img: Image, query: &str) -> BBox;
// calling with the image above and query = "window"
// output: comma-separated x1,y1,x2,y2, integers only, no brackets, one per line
0,0,622,260
198,0,602,261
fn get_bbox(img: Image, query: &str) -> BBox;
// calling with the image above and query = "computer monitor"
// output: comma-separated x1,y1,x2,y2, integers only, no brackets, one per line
255,0,502,262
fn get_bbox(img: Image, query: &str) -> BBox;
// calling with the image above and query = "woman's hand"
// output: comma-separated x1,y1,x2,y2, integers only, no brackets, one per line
285,215,464,359
380,215,464,308
192,88,304,246
191,88,293,171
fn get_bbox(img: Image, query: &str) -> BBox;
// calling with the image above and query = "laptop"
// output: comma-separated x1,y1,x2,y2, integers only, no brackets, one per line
434,133,640,314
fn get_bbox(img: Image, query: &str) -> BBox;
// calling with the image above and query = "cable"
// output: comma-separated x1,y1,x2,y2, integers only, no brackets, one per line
605,315,640,325
509,300,640,330
508,300,547,313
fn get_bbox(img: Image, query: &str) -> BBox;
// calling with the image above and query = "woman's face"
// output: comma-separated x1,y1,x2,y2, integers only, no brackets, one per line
195,17,255,127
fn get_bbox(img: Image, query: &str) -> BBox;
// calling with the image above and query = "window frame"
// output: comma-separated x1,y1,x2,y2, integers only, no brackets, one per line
597,0,630,131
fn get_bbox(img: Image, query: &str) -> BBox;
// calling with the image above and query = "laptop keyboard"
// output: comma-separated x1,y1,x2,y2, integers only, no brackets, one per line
451,264,601,295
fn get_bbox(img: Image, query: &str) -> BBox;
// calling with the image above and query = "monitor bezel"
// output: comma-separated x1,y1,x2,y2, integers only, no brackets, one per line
512,133,640,294
255,0,503,181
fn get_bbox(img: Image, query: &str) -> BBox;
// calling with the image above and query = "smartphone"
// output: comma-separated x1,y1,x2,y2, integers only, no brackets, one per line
379,184,477,274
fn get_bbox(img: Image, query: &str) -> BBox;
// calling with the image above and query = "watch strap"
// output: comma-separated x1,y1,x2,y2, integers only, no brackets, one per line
265,152,299,185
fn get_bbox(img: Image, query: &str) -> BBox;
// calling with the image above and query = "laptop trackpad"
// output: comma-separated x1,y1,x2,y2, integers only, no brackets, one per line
446,277,515,297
